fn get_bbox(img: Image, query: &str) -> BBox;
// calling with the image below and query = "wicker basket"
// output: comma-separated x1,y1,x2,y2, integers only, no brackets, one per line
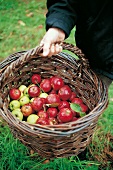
0,42,108,159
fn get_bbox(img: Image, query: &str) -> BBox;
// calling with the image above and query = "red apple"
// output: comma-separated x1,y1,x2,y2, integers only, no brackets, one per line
70,108,77,117
31,74,41,84
9,88,21,100
31,97,45,111
47,107,58,118
36,117,49,125
80,103,88,112
28,85,40,97
40,78,52,92
37,110,49,119
69,92,77,101
49,89,57,94
57,108,73,123
51,76,64,90
49,76,54,83
48,117,58,125
46,94,61,107
21,103,33,117
71,97,83,105
72,117,78,121
58,101,70,110
58,85,72,101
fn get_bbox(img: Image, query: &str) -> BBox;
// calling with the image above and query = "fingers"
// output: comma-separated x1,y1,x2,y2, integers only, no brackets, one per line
40,41,63,57
46,43,63,57
39,28,65,57
41,41,51,57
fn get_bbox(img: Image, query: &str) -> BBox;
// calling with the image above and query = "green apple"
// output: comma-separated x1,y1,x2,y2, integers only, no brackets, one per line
27,114,39,124
9,100,20,111
30,98,35,103
12,108,23,121
19,92,24,99
39,92,48,98
19,85,27,93
23,87,29,97
19,96,30,106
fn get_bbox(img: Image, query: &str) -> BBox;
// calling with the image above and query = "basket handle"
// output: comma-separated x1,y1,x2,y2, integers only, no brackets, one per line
0,42,89,87
62,42,85,58
0,42,87,70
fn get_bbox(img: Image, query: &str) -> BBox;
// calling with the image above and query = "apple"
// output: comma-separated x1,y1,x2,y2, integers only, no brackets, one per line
9,100,20,111
72,117,78,121
69,92,77,101
48,117,58,125
46,94,61,107
28,84,36,89
57,108,73,123
49,89,57,94
31,74,41,84
31,97,45,111
80,103,88,112
39,92,48,98
23,87,30,97
19,92,24,99
27,114,39,124
40,78,52,92
58,85,72,101
28,85,40,97
9,88,21,100
58,101,70,110
30,98,35,103
70,108,77,117
19,96,30,106
71,97,83,105
36,117,49,125
37,110,49,118
12,108,23,120
19,85,27,93
21,103,33,117
51,76,64,90
47,107,58,118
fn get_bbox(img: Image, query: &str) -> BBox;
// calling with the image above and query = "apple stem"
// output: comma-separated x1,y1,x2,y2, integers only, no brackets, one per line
43,104,47,112
37,83,45,93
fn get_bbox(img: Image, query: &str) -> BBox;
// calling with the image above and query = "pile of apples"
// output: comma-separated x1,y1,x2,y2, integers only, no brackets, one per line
9,74,88,125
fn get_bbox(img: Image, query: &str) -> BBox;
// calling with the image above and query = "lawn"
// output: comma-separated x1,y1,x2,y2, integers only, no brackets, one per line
0,0,113,169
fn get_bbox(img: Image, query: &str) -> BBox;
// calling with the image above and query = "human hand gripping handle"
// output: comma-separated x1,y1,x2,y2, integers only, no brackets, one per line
40,28,65,57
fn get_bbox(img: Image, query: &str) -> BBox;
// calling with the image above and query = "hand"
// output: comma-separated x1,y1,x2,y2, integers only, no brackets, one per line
40,28,65,57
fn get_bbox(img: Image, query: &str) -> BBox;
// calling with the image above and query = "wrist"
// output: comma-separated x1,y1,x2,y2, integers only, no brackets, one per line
49,27,66,40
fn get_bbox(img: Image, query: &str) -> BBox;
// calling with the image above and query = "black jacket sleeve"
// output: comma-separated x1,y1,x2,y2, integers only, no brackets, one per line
46,0,78,38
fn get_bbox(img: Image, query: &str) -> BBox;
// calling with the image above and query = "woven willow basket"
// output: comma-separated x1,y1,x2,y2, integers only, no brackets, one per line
0,42,108,159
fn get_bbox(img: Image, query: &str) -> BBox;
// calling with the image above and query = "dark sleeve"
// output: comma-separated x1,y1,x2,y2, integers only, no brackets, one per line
46,0,78,38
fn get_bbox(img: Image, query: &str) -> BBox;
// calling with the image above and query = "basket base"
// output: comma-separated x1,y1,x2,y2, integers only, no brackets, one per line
9,123,95,159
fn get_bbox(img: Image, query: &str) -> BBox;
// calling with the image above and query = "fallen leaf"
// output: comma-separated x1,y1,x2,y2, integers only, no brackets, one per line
26,12,34,17
18,20,26,26
109,98,113,101
38,25,43,29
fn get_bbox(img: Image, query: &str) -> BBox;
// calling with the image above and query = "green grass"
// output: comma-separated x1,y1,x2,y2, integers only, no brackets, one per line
0,0,113,169
0,0,47,60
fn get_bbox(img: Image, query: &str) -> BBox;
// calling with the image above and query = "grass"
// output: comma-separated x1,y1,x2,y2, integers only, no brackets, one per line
0,0,113,169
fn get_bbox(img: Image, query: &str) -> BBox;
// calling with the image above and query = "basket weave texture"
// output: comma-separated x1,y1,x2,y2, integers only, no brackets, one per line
0,42,108,158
